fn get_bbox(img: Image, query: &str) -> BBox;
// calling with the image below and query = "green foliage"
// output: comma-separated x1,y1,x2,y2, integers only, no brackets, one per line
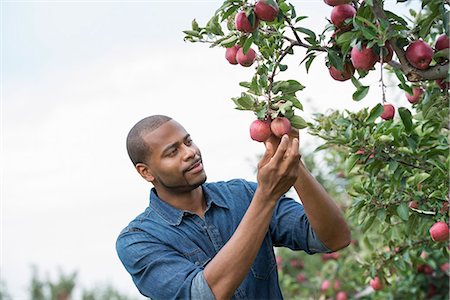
186,0,449,298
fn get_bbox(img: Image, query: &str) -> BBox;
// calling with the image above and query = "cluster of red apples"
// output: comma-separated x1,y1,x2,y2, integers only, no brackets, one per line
249,117,291,142
225,0,279,67
325,0,449,122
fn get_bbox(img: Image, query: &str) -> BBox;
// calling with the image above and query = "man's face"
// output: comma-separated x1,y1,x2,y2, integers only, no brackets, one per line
141,120,207,192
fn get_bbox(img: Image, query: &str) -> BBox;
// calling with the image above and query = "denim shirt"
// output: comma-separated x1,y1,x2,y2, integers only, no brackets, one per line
116,179,331,299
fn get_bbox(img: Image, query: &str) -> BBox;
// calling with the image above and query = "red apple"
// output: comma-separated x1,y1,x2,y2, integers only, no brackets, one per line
289,259,304,269
331,4,356,29
296,273,307,283
250,119,272,142
440,262,449,272
417,264,434,275
351,44,378,71
380,104,395,120
236,47,257,67
436,79,449,91
334,280,341,290
328,62,355,81
254,0,279,22
270,117,291,138
336,291,348,300
370,276,383,290
225,45,240,65
408,200,419,209
235,11,259,33
324,0,351,6
355,149,365,155
321,280,331,291
405,86,423,104
429,221,449,242
405,40,433,70
435,34,450,51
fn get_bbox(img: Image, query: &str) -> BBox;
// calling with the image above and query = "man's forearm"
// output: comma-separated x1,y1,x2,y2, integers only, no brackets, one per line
294,161,351,251
203,190,277,300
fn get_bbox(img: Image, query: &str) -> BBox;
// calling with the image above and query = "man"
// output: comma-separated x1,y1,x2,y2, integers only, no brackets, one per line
116,115,351,300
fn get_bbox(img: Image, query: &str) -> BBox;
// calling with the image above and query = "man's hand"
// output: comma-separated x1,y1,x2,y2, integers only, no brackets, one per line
257,135,300,200
264,127,300,154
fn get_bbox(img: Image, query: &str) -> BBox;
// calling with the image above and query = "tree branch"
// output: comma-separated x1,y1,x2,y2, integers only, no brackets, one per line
372,0,449,82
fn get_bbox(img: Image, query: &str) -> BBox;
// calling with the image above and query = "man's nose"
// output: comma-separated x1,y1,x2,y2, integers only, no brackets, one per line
182,144,196,160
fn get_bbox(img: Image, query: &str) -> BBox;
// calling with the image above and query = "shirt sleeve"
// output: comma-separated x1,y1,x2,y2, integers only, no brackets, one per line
244,181,332,254
191,271,215,300
116,227,205,299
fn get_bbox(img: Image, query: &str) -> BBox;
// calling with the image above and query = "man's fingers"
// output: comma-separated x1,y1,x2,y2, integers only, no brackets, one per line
271,135,290,162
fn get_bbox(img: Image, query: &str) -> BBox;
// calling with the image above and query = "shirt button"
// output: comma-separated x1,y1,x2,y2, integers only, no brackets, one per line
195,261,200,266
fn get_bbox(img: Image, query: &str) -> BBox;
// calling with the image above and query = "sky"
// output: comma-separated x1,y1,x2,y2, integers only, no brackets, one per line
1,1,418,299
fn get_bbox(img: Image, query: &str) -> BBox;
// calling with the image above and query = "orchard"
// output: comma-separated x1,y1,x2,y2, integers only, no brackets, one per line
184,0,449,299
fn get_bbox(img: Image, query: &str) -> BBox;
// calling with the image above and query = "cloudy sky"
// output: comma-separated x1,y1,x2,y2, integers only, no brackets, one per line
2,1,416,298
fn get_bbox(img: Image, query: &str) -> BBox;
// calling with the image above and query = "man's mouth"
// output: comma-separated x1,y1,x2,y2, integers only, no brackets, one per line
185,159,202,173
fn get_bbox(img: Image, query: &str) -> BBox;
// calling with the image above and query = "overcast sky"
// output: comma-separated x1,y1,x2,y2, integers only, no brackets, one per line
2,1,417,299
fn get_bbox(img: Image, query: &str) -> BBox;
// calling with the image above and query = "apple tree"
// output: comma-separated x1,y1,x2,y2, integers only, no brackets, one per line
184,0,449,298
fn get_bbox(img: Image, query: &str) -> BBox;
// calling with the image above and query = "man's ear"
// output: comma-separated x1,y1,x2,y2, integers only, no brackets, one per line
135,163,155,182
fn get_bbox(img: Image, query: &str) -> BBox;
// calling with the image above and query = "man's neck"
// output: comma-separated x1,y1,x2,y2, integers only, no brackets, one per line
155,186,207,218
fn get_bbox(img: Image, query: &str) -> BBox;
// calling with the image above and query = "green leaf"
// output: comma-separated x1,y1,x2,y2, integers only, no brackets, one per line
242,36,254,54
285,80,305,94
327,49,343,70
183,30,202,38
305,54,316,73
396,203,409,221
376,208,386,222
398,107,413,133
220,35,239,48
366,103,384,123
345,154,359,174
295,27,316,41
279,64,288,72
192,19,199,31
352,86,370,101
290,115,308,129
351,76,362,88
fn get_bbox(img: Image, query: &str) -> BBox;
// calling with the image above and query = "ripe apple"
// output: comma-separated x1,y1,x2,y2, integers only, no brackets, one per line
250,119,272,142
331,4,356,29
417,264,433,275
405,86,423,104
236,47,257,67
235,11,259,33
436,79,449,91
296,273,307,283
435,34,450,51
351,44,378,71
381,104,395,120
336,291,348,300
408,200,419,209
328,62,354,81
324,0,351,6
370,276,383,290
440,262,449,272
289,259,304,269
405,40,433,70
334,280,341,290
225,45,240,65
429,221,449,242
270,117,291,138
321,280,331,291
254,0,279,22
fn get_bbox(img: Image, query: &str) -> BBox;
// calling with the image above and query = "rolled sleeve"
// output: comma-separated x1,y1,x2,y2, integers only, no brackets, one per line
307,225,332,253
244,181,331,254
116,228,203,299
191,271,215,300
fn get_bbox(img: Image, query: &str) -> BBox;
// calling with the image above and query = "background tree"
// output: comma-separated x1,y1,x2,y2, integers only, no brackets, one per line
184,0,449,298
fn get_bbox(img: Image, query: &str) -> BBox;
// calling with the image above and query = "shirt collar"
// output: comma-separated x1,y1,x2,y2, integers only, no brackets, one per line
149,184,229,226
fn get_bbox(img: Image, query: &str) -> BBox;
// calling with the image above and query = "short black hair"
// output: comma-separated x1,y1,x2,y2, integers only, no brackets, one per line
126,115,172,166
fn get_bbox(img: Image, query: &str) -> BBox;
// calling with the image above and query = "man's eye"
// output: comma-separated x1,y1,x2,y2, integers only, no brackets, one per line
185,139,193,146
168,148,178,156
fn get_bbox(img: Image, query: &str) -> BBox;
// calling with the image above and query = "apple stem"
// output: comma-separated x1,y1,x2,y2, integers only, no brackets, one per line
380,55,387,104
